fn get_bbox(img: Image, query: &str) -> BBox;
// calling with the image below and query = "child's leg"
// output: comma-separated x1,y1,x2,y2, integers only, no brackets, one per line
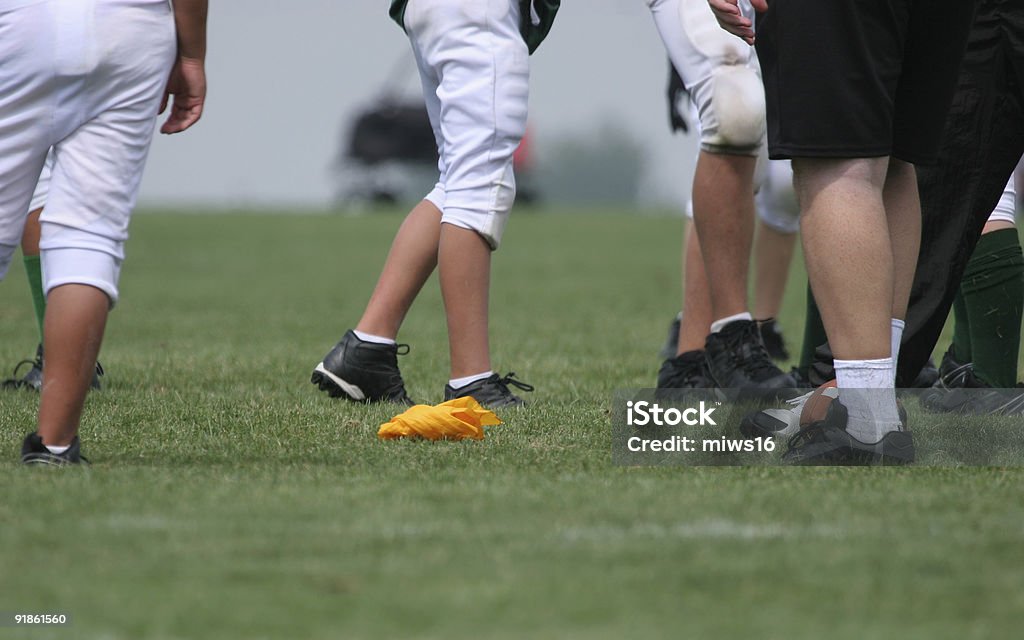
439,223,492,378
36,284,108,446
356,199,442,339
407,0,530,381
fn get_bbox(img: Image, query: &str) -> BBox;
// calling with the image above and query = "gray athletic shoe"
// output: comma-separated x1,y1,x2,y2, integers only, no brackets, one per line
443,373,534,409
2,344,103,392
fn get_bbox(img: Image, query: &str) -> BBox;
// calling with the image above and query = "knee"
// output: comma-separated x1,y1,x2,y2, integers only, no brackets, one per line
440,160,516,250
700,64,766,155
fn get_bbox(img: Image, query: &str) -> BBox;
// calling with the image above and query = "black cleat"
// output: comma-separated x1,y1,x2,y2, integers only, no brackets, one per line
757,318,790,361
739,387,823,439
311,330,414,405
704,320,796,399
21,432,89,466
782,399,914,466
444,372,533,409
658,313,682,360
937,345,969,384
1,344,103,392
910,358,939,389
921,361,1024,415
657,349,714,390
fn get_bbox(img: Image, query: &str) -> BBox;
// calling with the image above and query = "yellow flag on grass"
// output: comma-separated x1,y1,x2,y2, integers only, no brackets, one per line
378,397,501,441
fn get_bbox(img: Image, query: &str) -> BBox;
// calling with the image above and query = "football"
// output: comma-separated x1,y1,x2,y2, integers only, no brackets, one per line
799,380,840,427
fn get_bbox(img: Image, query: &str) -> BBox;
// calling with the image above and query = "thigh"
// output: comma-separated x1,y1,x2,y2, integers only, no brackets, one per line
757,0,911,159
408,0,529,198
40,0,175,256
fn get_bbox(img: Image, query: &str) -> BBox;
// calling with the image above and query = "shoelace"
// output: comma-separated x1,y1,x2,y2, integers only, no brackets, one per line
2,355,43,386
9,356,40,378
722,324,780,379
939,362,975,389
380,344,411,400
498,372,534,393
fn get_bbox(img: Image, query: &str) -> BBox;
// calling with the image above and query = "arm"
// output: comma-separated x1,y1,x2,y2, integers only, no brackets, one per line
708,0,767,46
160,0,209,134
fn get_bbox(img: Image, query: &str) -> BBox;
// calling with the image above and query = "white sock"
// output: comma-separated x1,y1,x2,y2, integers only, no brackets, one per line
891,318,905,384
448,371,493,390
353,330,396,345
710,312,753,334
835,358,901,443
45,444,70,455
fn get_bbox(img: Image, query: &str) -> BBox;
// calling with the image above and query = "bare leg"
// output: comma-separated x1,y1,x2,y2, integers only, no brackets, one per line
678,220,713,354
752,220,797,319
438,223,492,379
691,151,757,320
356,199,442,339
883,158,921,321
794,157,891,360
36,284,108,447
982,220,1015,234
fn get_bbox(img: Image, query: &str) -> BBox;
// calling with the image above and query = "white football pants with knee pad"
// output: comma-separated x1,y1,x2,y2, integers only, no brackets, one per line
404,0,529,250
647,0,765,156
0,0,175,305
756,160,799,234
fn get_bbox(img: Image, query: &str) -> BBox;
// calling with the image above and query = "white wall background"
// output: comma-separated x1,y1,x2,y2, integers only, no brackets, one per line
140,0,700,210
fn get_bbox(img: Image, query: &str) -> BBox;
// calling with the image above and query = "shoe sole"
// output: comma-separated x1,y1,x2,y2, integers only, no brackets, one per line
311,363,367,401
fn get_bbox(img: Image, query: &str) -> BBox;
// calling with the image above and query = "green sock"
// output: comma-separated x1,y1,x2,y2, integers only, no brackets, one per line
962,228,1024,387
798,282,828,378
23,254,46,342
951,287,972,362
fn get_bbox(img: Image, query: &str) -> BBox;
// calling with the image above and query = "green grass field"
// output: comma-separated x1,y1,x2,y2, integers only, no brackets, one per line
2,210,1022,639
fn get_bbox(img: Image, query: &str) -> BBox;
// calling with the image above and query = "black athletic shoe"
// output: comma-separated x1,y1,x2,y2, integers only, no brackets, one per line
1,344,103,392
782,399,915,466
658,314,682,360
657,349,713,390
311,330,414,405
20,432,89,466
443,372,534,409
704,320,796,398
757,318,790,361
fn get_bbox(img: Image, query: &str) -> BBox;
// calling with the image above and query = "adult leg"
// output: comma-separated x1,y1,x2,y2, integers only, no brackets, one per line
795,157,892,361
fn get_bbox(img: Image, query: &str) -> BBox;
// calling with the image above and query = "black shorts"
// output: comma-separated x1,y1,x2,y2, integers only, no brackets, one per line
755,0,976,164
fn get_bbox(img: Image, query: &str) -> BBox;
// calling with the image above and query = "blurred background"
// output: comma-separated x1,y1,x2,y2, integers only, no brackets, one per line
139,0,702,212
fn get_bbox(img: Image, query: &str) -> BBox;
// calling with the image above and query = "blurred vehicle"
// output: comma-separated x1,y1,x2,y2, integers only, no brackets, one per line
333,55,539,209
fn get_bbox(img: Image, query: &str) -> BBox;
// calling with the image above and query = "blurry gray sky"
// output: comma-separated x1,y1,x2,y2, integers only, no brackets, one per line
140,0,700,210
